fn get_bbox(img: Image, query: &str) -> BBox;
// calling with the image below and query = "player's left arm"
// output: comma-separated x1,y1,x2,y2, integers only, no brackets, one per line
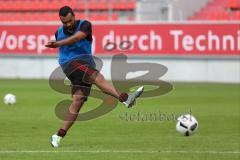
45,31,86,48
45,21,91,48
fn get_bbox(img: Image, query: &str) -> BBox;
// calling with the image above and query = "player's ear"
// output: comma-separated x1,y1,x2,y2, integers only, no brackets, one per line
72,14,75,20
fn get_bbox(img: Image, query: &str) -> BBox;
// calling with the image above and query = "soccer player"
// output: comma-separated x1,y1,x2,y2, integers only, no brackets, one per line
45,6,144,148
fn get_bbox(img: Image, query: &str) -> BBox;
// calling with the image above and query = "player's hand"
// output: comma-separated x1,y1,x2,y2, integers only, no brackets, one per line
45,41,59,48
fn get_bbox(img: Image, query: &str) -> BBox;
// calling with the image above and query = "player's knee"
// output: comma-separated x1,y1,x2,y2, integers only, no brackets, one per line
94,73,105,84
72,95,85,107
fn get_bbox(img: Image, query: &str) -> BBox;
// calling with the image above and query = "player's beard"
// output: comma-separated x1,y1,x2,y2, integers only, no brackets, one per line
67,22,76,33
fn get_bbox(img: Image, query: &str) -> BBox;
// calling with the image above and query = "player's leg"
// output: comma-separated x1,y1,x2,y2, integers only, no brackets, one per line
70,59,144,107
91,72,119,98
51,87,88,147
69,59,124,100
51,62,91,147
59,88,87,133
88,72,144,107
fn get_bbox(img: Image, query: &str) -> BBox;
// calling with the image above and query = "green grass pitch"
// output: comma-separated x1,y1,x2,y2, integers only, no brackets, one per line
0,79,239,160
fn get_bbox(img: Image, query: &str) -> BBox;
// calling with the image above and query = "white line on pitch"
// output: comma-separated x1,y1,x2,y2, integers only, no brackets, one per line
0,150,239,154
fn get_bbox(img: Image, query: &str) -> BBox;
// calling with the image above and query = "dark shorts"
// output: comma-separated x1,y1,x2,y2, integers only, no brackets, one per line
62,59,98,98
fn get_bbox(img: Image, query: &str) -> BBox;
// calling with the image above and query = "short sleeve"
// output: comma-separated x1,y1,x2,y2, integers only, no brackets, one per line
79,21,92,36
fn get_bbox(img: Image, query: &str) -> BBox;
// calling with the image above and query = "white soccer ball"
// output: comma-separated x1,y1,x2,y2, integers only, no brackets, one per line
4,93,16,105
176,114,198,136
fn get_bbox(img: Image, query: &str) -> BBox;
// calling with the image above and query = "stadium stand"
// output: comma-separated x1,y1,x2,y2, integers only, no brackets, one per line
0,0,238,22
0,0,136,21
189,0,240,20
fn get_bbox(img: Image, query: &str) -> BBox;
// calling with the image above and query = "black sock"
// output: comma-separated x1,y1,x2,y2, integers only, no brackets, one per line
119,92,128,102
57,128,67,137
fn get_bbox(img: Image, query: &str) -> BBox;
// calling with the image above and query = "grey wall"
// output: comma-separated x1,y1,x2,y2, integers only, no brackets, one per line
0,56,239,83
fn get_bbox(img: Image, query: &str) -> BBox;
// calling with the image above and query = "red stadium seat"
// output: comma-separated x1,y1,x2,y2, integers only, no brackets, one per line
0,0,135,21
189,0,237,21
73,0,87,10
112,0,127,10
89,12,109,21
227,0,240,9
232,11,240,20
0,13,8,21
111,12,119,21
126,0,136,10
89,0,108,10
208,11,230,20
50,0,63,10
112,0,136,10
75,12,87,20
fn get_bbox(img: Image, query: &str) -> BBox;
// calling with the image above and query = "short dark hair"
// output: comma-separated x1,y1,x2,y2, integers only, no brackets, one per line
59,6,75,17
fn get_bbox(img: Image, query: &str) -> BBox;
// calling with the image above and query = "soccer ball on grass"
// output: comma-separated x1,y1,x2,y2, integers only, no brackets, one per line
176,114,198,136
3,93,16,105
